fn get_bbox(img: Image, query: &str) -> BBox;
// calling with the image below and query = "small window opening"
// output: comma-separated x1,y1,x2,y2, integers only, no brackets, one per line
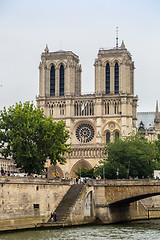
33,204,39,209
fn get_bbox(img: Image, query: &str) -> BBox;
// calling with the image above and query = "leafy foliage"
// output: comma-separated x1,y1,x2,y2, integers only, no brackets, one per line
95,134,159,179
75,167,96,178
154,134,160,169
0,102,71,174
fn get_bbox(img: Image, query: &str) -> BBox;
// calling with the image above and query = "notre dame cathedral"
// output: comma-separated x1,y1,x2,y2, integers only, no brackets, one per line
36,41,138,178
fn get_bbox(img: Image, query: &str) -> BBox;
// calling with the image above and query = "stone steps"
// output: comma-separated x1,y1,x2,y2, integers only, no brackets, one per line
48,184,84,222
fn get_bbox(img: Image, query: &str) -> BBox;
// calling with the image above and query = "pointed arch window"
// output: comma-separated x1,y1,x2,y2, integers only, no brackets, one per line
50,65,55,96
115,131,119,141
106,63,110,94
60,65,64,96
115,102,117,114
106,131,110,143
105,102,110,114
115,62,119,94
107,103,109,114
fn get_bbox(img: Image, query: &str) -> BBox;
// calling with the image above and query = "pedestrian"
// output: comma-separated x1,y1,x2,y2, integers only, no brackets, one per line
50,211,54,222
53,211,57,222
1,168,4,176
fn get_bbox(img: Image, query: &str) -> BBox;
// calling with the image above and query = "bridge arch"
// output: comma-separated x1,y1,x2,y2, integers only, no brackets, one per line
109,192,160,206
98,181,160,206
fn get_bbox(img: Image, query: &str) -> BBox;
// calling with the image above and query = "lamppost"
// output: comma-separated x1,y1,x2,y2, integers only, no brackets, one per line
116,168,119,179
127,159,130,179
103,166,105,180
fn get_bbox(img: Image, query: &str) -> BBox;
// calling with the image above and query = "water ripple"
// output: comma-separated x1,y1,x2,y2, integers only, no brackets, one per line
1,221,160,240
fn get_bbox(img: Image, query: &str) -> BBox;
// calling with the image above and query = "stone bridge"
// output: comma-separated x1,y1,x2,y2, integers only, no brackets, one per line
85,179,160,223
88,179,160,206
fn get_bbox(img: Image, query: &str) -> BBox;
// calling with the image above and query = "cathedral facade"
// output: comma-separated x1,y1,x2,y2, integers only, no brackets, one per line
36,41,138,178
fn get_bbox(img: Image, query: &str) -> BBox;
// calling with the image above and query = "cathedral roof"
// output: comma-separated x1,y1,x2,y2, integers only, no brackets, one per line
55,50,66,53
137,112,155,130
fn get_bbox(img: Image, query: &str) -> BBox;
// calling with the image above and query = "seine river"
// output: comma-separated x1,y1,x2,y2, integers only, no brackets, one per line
1,220,160,240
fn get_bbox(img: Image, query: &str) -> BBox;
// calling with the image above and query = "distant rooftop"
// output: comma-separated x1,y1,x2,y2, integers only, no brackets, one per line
137,112,155,129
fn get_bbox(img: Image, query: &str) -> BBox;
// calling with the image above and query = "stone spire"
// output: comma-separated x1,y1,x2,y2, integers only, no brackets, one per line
44,44,49,54
154,101,160,123
121,40,126,49
156,100,159,113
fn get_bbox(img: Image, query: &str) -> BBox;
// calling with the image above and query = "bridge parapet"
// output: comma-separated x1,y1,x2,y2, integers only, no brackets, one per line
88,179,160,186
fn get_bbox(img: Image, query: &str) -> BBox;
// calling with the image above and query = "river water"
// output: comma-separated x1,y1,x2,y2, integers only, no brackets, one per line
0,220,160,240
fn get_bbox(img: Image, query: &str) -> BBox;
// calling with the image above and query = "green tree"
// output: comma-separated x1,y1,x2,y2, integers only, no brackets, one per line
154,134,160,169
0,102,71,174
75,167,96,179
96,134,159,179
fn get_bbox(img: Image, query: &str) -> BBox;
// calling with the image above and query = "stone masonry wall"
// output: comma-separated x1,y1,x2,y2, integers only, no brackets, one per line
67,185,95,224
0,177,70,231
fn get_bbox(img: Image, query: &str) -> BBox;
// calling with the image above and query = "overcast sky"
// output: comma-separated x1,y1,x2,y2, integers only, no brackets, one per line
0,0,160,112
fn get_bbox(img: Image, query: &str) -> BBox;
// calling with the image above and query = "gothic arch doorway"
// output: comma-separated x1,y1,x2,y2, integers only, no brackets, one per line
48,165,64,179
70,159,93,178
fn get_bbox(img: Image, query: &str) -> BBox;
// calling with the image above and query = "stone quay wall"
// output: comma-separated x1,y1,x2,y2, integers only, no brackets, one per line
0,177,71,231
1,178,160,231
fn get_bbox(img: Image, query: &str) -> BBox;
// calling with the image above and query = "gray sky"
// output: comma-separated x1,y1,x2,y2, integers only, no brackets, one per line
0,0,160,112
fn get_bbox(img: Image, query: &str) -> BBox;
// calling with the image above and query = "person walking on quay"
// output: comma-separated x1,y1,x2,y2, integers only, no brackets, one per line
50,211,54,222
76,177,78,184
74,177,76,184
1,168,5,176
53,211,57,222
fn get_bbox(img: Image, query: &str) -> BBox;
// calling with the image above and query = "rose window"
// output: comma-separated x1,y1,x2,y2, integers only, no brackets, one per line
76,123,94,143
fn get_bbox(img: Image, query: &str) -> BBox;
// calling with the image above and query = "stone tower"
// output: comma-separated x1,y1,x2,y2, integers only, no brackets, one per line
95,41,134,95
38,45,81,116
37,42,138,178
94,41,137,138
